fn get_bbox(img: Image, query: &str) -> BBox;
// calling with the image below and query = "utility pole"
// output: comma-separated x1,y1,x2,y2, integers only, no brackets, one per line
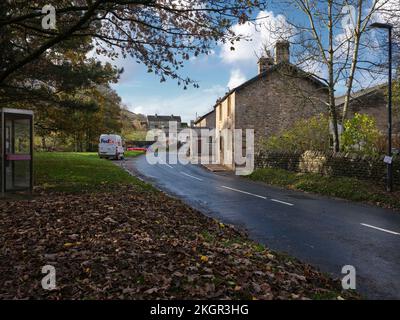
371,22,394,192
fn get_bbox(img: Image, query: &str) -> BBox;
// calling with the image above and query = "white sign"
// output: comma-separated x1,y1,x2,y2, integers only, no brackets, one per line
384,156,393,164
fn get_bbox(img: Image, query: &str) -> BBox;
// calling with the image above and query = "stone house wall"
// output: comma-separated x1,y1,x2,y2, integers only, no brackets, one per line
338,88,400,134
235,68,328,151
196,110,216,129
216,92,236,168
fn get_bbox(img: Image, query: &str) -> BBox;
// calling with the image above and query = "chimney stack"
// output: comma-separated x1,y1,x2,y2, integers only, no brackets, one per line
274,40,290,64
257,56,274,74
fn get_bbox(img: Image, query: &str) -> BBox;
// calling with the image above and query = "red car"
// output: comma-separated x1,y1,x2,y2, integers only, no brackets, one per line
127,147,147,152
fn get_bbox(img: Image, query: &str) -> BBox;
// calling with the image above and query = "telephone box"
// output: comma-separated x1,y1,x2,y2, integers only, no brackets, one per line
1,108,34,195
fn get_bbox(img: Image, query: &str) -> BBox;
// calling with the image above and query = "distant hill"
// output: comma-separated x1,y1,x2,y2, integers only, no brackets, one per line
121,108,147,130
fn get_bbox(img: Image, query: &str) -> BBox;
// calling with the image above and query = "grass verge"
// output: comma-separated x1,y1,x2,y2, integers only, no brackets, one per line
34,152,150,193
124,150,145,158
248,168,400,210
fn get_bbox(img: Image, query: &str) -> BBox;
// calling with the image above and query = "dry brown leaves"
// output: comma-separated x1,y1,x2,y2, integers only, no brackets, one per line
0,186,356,300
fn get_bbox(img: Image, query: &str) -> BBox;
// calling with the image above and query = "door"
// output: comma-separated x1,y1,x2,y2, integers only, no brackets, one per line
4,115,32,191
219,134,224,165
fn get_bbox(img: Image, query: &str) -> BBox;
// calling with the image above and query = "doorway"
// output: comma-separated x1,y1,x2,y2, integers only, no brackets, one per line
1,109,33,194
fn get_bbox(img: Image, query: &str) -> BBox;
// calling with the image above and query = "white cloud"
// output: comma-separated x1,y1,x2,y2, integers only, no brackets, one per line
227,69,247,89
131,105,145,114
220,10,295,64
301,60,328,80
202,84,227,95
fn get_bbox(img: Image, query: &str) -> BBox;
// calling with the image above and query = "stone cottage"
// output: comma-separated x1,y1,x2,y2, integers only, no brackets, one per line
194,109,216,129
147,114,182,131
336,84,400,134
196,41,329,170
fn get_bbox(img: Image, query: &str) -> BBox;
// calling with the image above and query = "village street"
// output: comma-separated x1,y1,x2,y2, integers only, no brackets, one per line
119,154,400,300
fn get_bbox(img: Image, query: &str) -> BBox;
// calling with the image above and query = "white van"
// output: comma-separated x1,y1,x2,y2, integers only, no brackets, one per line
98,134,124,160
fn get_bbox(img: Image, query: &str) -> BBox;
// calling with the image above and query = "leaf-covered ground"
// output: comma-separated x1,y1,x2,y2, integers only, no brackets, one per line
0,186,357,300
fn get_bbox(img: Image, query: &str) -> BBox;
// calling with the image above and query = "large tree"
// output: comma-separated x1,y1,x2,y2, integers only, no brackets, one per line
1,18,124,151
0,0,266,89
35,85,123,152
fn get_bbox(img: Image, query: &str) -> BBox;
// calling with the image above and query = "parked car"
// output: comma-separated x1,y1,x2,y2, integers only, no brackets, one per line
127,147,148,152
98,134,124,160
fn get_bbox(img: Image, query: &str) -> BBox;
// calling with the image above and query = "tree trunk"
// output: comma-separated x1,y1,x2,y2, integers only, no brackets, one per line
328,0,340,152
329,89,340,152
41,136,47,151
342,0,363,124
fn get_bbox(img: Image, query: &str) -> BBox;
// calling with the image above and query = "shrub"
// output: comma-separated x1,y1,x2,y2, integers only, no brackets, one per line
341,113,381,156
260,114,331,153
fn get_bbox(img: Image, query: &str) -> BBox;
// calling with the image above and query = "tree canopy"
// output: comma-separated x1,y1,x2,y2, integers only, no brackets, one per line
0,0,266,89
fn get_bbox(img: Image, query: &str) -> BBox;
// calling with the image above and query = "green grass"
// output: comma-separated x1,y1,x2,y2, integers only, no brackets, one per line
248,168,400,210
34,152,151,193
124,150,145,158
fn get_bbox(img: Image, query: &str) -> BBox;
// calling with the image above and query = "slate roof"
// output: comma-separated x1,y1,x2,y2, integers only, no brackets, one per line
147,115,182,122
194,109,215,124
335,83,386,106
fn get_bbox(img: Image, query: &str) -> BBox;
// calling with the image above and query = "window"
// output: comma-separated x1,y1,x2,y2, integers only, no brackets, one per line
218,104,222,121
227,96,231,116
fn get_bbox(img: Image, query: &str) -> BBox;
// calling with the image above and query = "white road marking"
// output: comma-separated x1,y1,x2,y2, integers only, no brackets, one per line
180,172,203,181
361,223,400,236
271,199,294,206
165,164,174,169
220,186,267,199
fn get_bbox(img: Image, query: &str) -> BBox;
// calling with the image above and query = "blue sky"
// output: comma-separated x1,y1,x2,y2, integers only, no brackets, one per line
112,48,234,123
104,1,396,123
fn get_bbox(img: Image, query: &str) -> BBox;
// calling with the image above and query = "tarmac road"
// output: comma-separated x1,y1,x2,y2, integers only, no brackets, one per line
119,155,400,299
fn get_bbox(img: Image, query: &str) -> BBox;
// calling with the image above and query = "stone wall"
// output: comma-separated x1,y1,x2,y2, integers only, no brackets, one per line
255,150,400,184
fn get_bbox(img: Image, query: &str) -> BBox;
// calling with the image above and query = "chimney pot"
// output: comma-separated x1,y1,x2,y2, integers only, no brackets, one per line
275,40,290,64
257,56,274,74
